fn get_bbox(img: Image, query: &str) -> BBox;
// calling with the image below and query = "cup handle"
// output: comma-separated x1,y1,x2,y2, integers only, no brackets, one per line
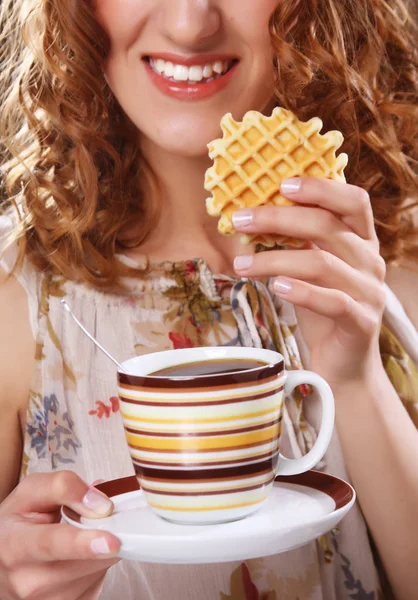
275,370,335,476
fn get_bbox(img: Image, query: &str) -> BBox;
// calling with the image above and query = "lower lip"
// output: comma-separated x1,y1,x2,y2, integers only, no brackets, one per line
144,61,239,102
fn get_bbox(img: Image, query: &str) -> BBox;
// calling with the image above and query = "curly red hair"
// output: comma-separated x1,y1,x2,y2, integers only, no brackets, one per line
1,0,417,289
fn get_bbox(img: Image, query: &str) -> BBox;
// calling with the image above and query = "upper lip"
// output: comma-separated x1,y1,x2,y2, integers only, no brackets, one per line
143,52,239,66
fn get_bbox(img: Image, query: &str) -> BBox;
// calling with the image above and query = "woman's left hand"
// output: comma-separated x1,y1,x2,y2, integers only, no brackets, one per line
232,177,387,387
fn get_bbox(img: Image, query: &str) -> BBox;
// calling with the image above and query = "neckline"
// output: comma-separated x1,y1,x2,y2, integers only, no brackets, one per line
117,253,239,282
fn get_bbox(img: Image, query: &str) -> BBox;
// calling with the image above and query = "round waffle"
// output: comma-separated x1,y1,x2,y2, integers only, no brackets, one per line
204,107,348,249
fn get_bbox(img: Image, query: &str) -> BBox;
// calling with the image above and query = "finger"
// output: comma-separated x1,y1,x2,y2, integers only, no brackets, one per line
12,559,119,589
44,572,106,600
9,471,114,519
9,559,118,599
279,177,376,241
271,277,381,337
8,522,120,565
234,249,383,305
232,205,384,276
76,575,108,600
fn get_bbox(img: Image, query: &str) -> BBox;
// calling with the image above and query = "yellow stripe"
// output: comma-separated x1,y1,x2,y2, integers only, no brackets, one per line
126,424,280,451
120,405,280,425
119,381,283,404
149,496,268,512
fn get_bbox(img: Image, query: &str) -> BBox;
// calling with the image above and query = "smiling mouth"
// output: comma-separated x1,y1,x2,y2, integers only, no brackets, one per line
143,57,239,85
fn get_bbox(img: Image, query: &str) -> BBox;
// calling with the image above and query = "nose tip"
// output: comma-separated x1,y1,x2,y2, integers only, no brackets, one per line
159,0,221,48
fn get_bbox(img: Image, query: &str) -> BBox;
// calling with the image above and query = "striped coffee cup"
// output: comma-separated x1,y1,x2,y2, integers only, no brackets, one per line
117,347,334,525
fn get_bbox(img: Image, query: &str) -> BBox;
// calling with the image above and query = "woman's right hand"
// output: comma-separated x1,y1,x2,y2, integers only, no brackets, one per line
0,471,121,600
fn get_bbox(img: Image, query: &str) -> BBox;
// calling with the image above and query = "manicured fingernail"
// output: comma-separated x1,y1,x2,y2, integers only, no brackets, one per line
82,487,113,515
273,278,292,295
232,209,253,229
91,537,112,555
92,479,106,486
281,178,302,195
234,255,253,271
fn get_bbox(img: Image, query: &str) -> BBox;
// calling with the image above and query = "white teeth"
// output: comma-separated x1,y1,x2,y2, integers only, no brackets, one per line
202,64,213,78
154,59,165,74
149,57,233,81
164,62,174,77
189,65,203,81
173,64,189,81
213,61,224,74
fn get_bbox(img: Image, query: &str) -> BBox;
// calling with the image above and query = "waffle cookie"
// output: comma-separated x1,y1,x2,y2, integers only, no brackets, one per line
204,107,348,249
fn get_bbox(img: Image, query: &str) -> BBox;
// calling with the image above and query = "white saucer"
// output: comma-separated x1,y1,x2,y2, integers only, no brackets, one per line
62,471,355,564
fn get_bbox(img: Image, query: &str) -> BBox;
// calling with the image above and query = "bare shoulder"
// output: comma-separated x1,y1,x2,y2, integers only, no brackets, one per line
385,259,418,330
0,266,35,500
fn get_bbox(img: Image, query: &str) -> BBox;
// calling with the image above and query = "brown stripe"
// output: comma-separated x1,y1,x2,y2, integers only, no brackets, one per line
140,476,276,497
125,415,283,438
118,371,283,393
120,385,284,407
118,361,284,389
139,470,272,486
135,459,275,483
131,449,280,470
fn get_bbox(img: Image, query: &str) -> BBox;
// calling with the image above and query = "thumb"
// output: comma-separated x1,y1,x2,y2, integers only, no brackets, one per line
8,471,114,519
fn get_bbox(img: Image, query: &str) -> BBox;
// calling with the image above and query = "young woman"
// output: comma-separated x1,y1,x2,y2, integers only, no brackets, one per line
1,1,417,598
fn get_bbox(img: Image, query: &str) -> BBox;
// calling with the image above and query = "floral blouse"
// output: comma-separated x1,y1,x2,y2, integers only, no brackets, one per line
1,214,418,600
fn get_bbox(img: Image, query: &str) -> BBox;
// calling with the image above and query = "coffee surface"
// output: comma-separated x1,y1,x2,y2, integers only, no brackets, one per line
151,358,268,378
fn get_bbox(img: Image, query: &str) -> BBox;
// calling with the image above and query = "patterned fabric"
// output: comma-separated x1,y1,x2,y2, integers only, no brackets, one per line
379,324,418,428
1,215,417,600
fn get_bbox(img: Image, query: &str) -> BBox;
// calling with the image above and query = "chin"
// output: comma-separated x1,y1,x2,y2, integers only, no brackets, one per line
150,133,218,158
134,96,277,159
137,112,228,158
157,139,214,158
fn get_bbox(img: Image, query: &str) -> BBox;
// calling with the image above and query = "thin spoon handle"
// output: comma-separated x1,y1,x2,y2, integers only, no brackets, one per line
60,299,128,373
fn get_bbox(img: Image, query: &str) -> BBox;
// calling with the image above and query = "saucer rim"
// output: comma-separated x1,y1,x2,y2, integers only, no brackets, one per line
62,470,355,526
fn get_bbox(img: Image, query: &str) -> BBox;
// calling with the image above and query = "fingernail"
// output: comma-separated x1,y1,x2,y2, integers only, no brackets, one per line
281,178,302,195
92,479,106,487
91,537,112,555
82,487,113,515
273,278,292,295
234,255,253,271
232,209,253,229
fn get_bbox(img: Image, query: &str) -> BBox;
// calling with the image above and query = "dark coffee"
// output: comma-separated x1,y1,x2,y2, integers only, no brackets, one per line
151,358,268,378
